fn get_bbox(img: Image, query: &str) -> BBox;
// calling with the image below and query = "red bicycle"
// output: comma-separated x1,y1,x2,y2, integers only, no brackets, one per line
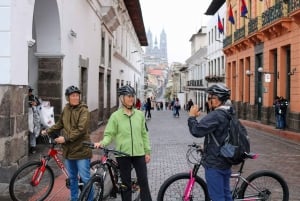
9,136,97,201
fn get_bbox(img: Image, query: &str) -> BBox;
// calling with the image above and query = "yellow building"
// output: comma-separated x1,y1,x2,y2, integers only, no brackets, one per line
224,0,300,131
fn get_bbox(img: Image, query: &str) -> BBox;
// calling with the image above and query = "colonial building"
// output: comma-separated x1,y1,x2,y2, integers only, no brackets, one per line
223,0,300,131
0,0,147,182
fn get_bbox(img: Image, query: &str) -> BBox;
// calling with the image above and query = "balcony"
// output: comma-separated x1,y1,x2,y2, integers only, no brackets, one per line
234,26,245,42
289,0,300,22
187,79,203,87
224,35,233,48
205,75,225,82
262,2,288,26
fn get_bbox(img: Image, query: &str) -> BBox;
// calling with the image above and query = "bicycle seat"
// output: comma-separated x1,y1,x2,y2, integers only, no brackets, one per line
244,152,258,159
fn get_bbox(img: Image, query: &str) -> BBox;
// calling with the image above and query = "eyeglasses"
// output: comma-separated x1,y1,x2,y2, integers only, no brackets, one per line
208,97,217,100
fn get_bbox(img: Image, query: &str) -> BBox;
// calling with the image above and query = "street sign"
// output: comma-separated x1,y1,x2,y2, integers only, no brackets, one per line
264,73,271,82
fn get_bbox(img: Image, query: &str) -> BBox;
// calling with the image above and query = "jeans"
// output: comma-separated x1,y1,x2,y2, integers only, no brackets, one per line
205,167,232,201
65,158,93,201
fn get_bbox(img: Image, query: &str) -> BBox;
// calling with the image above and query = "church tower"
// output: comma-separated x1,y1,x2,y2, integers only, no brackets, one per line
146,29,153,54
160,29,168,62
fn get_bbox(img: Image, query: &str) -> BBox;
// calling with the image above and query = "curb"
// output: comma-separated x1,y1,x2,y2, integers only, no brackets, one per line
240,120,300,143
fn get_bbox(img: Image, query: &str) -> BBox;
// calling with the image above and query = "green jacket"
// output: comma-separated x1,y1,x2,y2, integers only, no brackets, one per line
46,102,92,160
101,108,151,156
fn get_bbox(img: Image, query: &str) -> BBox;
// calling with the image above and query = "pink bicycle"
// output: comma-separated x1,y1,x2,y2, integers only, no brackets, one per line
157,143,289,201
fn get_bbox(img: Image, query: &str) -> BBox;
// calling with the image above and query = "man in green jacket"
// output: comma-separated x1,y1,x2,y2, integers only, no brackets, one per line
95,85,152,201
42,86,92,201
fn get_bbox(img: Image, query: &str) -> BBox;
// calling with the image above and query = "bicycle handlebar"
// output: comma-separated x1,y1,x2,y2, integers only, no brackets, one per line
82,141,130,157
188,142,204,154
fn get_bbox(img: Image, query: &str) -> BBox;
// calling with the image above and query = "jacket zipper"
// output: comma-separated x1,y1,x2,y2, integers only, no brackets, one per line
129,116,134,156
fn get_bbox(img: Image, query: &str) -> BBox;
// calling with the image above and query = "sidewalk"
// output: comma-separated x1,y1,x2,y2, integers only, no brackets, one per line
44,115,300,201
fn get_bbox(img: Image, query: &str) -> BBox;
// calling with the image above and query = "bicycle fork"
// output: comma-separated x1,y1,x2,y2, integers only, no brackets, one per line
183,171,196,201
31,158,48,186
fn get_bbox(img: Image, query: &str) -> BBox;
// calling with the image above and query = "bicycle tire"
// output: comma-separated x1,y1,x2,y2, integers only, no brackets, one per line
239,170,289,201
78,174,104,201
9,161,54,201
157,172,210,201
90,160,113,199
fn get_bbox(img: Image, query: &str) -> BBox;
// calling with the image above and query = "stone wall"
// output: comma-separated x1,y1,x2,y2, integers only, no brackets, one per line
0,85,29,183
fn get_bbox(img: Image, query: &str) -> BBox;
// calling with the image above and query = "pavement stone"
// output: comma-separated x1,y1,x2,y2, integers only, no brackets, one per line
1,109,300,200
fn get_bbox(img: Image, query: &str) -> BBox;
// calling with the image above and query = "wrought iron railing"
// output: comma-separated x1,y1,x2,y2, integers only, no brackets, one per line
262,2,288,26
234,26,245,42
288,0,300,13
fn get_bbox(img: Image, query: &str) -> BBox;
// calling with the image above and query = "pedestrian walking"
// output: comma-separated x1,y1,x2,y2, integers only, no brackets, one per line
94,85,152,201
41,85,93,201
145,97,152,119
188,83,233,201
173,97,180,117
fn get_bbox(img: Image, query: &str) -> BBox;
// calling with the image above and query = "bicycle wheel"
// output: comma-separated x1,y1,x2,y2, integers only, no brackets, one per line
131,168,140,201
90,160,113,199
157,172,209,201
78,174,103,201
9,161,54,201
239,170,289,201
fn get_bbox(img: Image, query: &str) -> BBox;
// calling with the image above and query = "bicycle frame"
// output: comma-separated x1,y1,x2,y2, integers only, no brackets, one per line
182,144,259,201
100,154,121,192
31,142,69,187
183,163,201,201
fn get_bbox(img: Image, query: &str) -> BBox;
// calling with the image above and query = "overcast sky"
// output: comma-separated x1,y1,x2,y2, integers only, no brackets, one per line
140,0,211,64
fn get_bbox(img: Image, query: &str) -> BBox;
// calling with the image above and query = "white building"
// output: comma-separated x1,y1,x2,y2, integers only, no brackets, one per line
0,0,147,182
185,27,208,110
205,2,226,87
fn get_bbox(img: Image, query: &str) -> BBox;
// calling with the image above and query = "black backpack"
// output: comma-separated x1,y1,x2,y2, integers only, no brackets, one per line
211,109,250,165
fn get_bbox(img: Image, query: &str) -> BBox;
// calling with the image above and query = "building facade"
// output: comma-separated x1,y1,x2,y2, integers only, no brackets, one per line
223,0,300,131
0,0,147,182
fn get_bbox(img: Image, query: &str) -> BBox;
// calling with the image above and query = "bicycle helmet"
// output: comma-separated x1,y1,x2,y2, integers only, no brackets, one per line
206,83,231,102
65,85,81,96
118,85,136,96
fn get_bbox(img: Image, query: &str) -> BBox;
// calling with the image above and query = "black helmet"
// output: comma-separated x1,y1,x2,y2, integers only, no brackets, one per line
28,86,34,92
65,85,81,96
118,85,136,96
206,84,230,102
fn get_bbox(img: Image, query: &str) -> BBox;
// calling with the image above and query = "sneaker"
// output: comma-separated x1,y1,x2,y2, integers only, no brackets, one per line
30,147,36,154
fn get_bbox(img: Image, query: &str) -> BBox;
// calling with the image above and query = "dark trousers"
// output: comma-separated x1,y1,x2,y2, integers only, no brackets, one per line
116,156,152,201
145,109,151,118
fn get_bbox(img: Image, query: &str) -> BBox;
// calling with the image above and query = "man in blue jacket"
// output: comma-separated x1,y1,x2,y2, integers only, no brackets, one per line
188,83,233,201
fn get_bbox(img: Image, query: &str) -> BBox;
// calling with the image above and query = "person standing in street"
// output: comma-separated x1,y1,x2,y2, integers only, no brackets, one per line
135,98,142,110
28,86,41,154
173,97,180,117
41,85,93,201
145,97,152,119
279,96,288,129
94,85,152,201
187,98,194,112
273,96,281,129
188,83,233,201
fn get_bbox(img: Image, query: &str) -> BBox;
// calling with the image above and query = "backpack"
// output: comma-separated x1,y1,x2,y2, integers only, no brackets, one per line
211,109,250,165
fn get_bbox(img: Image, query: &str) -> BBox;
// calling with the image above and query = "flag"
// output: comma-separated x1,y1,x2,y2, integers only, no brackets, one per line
228,4,235,24
218,15,224,34
241,0,248,17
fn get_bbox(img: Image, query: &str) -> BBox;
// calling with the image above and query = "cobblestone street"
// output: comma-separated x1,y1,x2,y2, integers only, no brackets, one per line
1,109,300,200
